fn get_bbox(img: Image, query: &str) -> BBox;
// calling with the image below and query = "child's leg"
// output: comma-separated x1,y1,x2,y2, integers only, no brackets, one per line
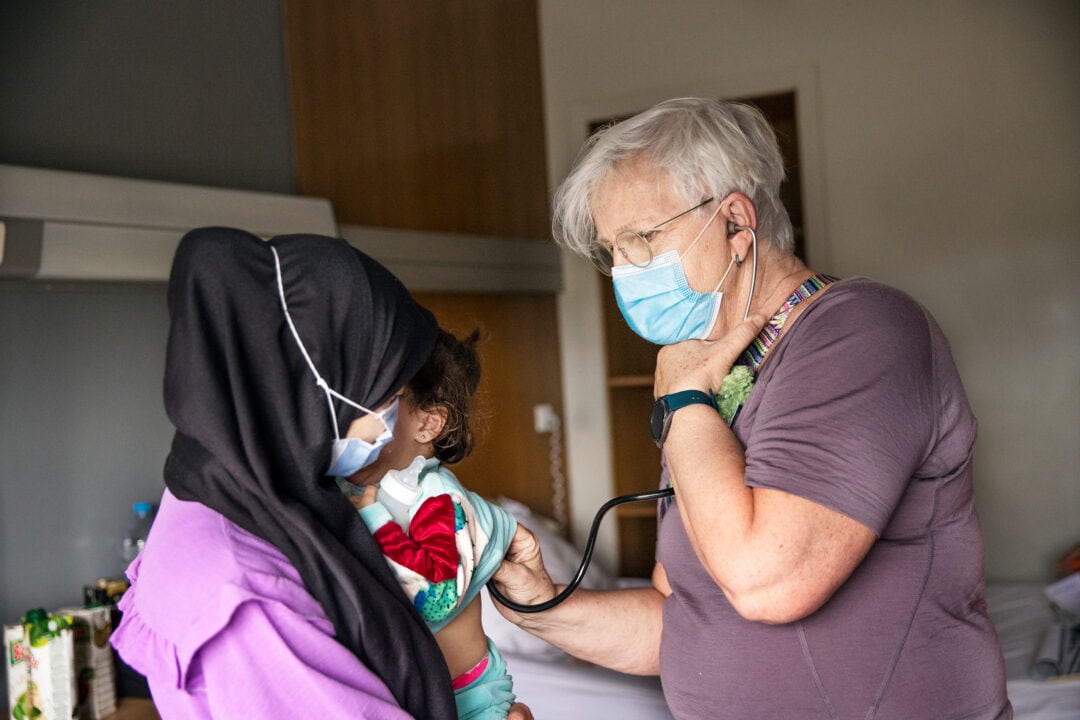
452,638,515,720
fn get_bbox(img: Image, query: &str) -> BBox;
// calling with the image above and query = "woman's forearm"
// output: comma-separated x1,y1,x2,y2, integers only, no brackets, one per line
664,405,757,573
512,586,665,675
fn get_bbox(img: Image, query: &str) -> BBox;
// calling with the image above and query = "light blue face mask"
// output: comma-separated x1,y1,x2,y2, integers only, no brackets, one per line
611,205,735,345
326,396,399,478
271,245,398,478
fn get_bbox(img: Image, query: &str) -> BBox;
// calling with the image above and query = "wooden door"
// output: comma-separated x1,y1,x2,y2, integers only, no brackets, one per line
415,292,566,524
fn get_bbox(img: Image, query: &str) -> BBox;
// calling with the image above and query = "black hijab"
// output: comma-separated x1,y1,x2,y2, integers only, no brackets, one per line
162,227,454,717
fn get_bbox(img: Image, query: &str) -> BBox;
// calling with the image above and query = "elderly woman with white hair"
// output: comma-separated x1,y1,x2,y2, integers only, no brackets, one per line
491,98,1010,719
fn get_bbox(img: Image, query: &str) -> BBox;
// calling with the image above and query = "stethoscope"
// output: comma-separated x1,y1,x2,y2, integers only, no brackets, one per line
489,224,757,613
487,487,674,613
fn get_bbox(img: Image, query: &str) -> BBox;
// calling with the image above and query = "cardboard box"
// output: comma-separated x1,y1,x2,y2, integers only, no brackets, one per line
58,606,117,720
33,623,75,720
5,615,76,720
4,623,33,720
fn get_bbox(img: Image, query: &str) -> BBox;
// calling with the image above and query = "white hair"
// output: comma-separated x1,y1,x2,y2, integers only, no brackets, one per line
552,97,794,257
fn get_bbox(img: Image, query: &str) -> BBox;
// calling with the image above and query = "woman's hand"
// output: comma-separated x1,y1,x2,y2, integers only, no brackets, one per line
493,525,668,674
490,524,556,625
654,314,767,397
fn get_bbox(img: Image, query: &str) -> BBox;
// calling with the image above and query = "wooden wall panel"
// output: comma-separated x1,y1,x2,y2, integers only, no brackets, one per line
414,292,566,524
285,2,565,526
284,0,550,238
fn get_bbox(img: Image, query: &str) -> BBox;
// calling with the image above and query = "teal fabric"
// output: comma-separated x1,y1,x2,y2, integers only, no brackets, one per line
454,639,515,720
413,458,517,634
341,458,518,718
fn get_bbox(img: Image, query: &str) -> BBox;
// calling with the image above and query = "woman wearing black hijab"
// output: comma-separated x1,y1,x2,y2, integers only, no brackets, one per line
110,227,532,719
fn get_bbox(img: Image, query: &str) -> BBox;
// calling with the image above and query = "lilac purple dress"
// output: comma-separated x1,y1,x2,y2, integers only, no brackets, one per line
112,490,414,719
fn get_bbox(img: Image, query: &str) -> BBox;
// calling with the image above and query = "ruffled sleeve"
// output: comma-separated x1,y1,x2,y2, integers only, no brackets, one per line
110,493,414,719
114,568,411,718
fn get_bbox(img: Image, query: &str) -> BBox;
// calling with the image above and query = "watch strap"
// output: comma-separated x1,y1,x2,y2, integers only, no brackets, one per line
652,389,718,447
663,389,717,412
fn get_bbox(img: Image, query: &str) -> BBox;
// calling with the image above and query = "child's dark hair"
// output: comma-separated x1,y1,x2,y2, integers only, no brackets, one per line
408,328,483,464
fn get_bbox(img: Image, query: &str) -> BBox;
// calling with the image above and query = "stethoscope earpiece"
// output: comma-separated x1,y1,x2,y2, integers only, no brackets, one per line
719,221,759,320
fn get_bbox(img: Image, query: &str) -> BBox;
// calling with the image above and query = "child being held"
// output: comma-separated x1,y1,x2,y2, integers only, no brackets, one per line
337,328,518,720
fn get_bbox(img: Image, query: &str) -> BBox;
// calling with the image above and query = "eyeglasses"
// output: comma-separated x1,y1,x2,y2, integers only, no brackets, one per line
589,197,716,275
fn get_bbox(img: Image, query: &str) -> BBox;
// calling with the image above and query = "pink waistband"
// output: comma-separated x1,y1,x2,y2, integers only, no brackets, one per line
451,655,490,690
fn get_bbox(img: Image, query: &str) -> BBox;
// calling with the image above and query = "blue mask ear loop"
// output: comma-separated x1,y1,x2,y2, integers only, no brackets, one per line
713,255,738,295
679,203,723,258
270,245,380,441
681,202,737,298
687,213,748,317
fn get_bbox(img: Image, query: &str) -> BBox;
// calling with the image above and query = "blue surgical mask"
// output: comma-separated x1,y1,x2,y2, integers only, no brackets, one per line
270,245,401,478
611,206,735,345
327,396,399,477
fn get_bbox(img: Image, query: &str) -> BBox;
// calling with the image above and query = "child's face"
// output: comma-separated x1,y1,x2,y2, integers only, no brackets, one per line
345,391,431,485
343,392,401,444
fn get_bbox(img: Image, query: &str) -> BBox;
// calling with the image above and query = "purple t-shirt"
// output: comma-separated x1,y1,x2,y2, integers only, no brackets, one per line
656,278,1010,719
111,489,413,719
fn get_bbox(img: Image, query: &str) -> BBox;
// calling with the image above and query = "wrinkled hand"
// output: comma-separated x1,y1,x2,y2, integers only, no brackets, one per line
490,524,556,624
507,702,535,720
654,314,768,398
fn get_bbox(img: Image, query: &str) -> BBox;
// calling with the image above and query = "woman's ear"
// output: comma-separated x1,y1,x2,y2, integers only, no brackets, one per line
722,193,758,261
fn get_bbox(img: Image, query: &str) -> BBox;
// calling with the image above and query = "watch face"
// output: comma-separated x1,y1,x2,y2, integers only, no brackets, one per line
651,391,718,448
650,397,668,447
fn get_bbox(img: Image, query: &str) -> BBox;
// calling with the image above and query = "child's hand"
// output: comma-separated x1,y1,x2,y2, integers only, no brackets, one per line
348,484,379,511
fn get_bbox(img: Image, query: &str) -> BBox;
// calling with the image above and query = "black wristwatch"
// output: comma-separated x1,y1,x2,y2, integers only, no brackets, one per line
650,390,718,447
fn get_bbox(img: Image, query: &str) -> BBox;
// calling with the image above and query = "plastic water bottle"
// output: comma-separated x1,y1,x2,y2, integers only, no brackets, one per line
120,501,154,569
376,456,425,531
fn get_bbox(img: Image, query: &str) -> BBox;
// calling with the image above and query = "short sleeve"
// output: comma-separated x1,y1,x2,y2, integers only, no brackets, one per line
741,281,936,533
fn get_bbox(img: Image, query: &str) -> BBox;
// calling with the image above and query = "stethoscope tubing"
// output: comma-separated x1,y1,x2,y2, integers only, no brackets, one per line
487,487,675,613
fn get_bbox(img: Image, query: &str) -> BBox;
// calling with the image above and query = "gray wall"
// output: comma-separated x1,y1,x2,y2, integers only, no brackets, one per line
0,0,295,631
0,282,171,620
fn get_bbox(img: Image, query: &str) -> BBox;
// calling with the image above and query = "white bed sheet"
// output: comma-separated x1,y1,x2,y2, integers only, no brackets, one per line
506,653,673,719
986,582,1080,720
489,573,673,719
